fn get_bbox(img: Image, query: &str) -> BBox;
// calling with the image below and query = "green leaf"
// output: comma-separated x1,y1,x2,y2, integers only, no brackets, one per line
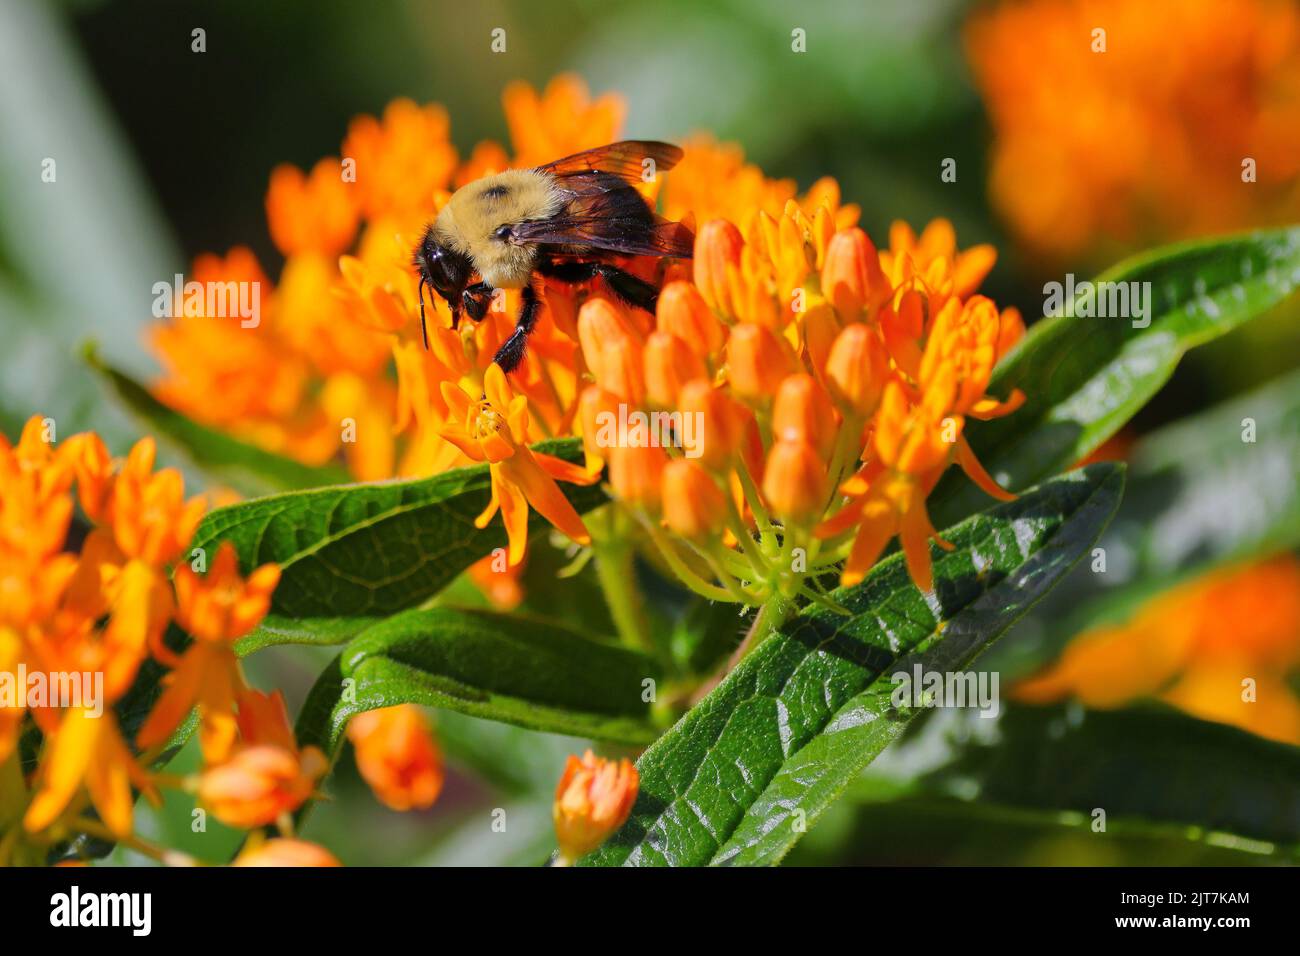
85,346,351,497
294,607,661,757
583,463,1124,866
189,438,606,649
992,366,1300,678
923,703,1300,849
783,795,1288,866
933,226,1300,526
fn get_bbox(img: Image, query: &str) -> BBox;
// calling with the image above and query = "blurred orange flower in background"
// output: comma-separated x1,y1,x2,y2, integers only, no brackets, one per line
966,0,1300,265
232,837,341,868
1016,556,1300,744
348,704,444,812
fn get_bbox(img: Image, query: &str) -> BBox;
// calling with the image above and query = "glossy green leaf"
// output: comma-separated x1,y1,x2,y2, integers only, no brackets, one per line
933,226,1300,526
294,607,661,758
992,366,1300,678
583,463,1124,866
923,703,1300,849
85,346,351,497
190,438,606,649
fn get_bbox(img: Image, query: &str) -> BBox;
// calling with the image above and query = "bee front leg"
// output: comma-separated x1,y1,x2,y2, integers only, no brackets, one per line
462,282,495,323
491,283,542,374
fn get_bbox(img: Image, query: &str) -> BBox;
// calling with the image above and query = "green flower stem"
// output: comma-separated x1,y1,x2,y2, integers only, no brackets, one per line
735,458,777,552
590,505,655,653
726,509,771,576
735,593,796,663
698,547,763,604
635,511,740,603
689,593,796,704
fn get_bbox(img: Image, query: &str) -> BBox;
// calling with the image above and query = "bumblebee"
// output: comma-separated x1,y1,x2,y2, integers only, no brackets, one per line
412,141,694,373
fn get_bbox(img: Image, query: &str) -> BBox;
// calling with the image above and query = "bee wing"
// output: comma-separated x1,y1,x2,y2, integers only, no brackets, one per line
536,141,684,186
510,180,694,258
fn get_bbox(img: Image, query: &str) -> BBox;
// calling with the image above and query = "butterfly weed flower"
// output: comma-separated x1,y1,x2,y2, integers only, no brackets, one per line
135,541,280,764
9,425,214,840
0,416,319,864
577,210,1023,614
195,688,327,830
440,363,595,566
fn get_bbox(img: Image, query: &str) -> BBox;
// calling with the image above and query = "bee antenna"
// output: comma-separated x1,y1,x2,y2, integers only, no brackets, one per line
417,277,430,350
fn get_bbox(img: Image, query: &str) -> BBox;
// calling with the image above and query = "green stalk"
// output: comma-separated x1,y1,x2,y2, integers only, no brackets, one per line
734,593,796,664
690,594,797,704
590,505,654,653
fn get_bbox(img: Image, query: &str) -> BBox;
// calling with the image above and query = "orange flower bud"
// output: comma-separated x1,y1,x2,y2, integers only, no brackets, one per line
233,838,342,868
693,219,744,315
60,431,113,523
347,704,444,812
578,298,644,401
678,380,749,472
578,384,620,474
825,322,889,417
607,443,668,512
198,744,327,829
644,331,707,407
801,301,842,377
762,439,827,524
553,750,638,863
772,374,838,460
821,227,890,316
726,323,793,402
656,280,726,356
662,459,727,540
997,306,1025,360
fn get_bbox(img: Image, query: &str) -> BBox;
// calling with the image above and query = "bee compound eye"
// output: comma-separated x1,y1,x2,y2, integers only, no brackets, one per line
493,225,513,242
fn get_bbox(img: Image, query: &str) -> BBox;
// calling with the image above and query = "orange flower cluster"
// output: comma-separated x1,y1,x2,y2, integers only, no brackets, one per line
966,0,1300,264
0,417,330,864
148,73,1025,606
1016,556,1300,745
580,214,1023,603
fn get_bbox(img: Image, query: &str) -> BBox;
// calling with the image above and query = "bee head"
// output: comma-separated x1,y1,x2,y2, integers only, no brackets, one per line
413,228,474,348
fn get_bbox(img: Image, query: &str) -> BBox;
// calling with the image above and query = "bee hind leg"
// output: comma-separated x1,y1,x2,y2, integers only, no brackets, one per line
537,260,660,313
